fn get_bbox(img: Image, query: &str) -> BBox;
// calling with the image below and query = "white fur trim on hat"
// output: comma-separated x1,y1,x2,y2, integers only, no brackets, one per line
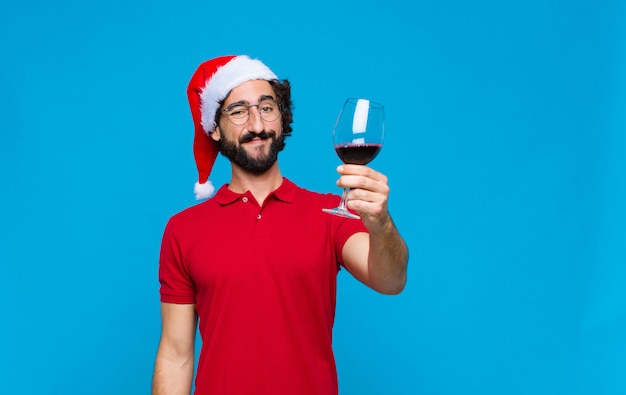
199,56,278,134
194,180,215,200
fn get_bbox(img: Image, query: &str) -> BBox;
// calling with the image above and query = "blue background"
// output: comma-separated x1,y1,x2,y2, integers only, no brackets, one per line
1,0,625,394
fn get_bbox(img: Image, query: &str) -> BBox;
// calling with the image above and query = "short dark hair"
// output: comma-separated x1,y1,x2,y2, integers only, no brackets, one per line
269,79,293,138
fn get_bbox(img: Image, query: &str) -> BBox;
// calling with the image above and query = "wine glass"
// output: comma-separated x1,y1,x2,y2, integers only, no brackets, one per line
323,98,385,219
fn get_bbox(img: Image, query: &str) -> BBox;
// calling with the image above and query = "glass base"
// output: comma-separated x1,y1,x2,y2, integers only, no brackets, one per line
322,207,361,219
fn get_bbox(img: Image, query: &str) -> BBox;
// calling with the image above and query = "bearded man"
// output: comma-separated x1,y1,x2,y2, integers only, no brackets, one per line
152,55,408,395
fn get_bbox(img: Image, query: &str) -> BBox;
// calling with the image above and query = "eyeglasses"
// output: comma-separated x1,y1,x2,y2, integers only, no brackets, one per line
221,99,282,125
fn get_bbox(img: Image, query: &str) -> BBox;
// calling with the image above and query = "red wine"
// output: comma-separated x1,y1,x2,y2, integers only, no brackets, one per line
335,143,382,165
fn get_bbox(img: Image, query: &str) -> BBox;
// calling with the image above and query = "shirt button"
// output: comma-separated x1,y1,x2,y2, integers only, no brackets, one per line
257,214,262,220
242,197,248,203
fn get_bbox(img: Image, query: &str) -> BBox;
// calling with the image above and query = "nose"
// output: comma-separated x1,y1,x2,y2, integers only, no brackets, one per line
246,104,265,133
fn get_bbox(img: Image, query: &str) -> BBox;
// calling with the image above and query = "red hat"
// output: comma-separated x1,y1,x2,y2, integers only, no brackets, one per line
187,55,278,199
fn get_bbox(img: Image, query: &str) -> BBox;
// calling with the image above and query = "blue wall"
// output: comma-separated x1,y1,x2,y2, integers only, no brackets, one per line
1,1,625,394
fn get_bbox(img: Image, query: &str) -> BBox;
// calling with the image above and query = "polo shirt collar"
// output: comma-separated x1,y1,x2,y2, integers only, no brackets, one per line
273,177,296,202
213,177,297,205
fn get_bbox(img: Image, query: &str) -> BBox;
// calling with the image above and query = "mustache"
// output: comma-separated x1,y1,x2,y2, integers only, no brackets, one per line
239,130,276,144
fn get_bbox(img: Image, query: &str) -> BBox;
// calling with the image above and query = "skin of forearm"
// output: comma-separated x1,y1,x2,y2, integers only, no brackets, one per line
152,354,194,395
367,215,409,295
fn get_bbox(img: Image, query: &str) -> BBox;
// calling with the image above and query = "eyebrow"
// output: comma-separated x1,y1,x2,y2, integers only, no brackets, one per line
224,94,277,109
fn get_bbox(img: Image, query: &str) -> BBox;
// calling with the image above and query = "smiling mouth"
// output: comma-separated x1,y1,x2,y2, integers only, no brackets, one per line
244,138,266,147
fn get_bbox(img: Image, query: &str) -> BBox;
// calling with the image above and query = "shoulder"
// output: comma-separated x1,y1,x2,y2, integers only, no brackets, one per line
165,199,219,231
285,178,340,205
173,199,216,218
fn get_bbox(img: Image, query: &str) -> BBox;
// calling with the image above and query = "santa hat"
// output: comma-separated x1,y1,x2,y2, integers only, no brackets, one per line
187,55,278,199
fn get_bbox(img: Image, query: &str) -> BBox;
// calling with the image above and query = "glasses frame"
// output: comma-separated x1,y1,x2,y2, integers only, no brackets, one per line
221,99,282,126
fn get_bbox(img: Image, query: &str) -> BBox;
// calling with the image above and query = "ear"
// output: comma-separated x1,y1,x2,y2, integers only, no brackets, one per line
210,127,221,142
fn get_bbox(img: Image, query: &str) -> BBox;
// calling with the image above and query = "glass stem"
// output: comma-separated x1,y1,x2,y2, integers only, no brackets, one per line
338,188,349,211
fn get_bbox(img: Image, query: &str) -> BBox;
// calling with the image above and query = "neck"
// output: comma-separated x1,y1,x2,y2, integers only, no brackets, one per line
228,162,283,205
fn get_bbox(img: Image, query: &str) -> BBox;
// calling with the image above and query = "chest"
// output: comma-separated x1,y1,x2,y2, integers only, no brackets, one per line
184,198,338,291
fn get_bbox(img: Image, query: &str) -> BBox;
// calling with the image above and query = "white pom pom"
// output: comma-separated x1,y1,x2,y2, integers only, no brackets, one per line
194,181,215,200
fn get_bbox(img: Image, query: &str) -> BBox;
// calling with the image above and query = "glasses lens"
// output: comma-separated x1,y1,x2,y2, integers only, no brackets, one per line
258,100,280,122
224,105,249,125
223,100,281,125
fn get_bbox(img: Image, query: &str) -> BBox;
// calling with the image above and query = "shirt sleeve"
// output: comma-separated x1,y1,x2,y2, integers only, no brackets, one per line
328,196,368,267
158,218,196,304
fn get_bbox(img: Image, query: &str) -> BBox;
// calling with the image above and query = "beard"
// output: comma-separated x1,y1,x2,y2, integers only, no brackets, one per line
217,130,286,174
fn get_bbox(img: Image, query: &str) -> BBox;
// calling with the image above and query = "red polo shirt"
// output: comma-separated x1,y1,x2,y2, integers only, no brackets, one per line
159,178,367,395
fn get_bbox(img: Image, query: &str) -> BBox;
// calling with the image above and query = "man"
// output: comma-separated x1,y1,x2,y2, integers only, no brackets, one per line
152,55,408,395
